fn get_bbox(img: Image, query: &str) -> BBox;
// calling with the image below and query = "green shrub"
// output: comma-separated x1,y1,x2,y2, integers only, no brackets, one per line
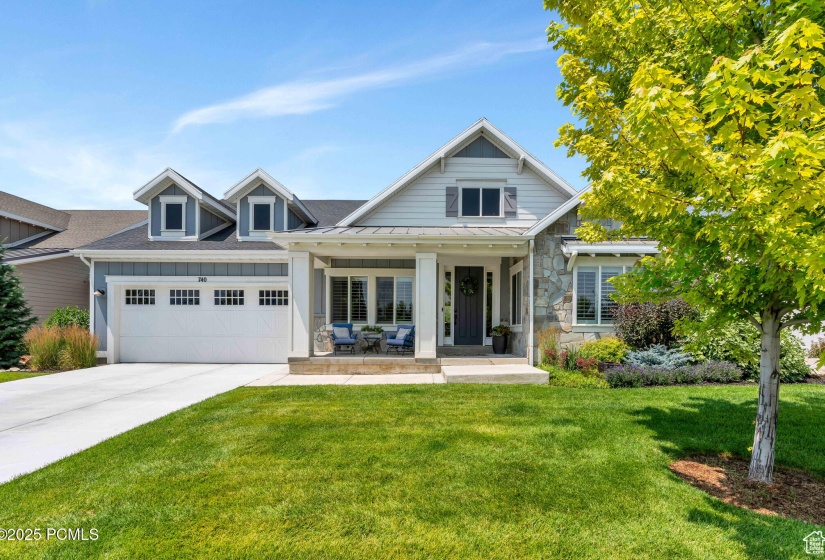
44,306,90,330
681,317,811,382
613,299,697,349
25,326,98,371
625,344,693,370
543,365,610,388
24,327,63,371
578,337,629,364
58,325,98,370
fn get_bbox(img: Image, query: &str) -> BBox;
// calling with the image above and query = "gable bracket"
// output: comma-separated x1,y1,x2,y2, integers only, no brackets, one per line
517,155,525,175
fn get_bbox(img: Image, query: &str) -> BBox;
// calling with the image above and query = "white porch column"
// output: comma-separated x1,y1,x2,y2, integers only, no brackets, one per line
415,252,437,360
288,251,314,358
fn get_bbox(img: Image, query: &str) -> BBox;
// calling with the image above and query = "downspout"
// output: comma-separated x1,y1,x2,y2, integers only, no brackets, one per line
528,239,535,366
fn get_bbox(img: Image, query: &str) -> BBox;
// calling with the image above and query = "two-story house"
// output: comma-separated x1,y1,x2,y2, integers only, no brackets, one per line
74,119,656,365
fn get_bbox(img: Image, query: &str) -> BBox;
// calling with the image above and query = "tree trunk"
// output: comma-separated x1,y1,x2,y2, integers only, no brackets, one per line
748,313,781,484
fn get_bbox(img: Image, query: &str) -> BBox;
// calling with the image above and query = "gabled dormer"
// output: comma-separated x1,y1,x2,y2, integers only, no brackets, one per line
337,118,579,228
134,169,235,241
223,169,317,241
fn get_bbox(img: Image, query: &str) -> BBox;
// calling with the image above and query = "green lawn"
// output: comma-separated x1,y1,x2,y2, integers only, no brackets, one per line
0,370,56,384
0,384,822,559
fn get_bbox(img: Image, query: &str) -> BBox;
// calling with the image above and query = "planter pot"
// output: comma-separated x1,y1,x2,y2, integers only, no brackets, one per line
492,335,508,355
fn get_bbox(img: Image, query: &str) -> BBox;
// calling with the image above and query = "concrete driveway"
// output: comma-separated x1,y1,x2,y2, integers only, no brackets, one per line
0,363,286,484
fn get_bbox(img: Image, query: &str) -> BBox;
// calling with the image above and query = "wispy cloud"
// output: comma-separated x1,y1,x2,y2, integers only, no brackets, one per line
171,39,546,133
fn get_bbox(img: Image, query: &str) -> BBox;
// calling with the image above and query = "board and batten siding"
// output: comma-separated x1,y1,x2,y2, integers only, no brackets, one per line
15,256,89,324
238,184,286,236
199,206,228,236
92,260,289,351
150,185,197,237
358,158,570,227
0,216,52,245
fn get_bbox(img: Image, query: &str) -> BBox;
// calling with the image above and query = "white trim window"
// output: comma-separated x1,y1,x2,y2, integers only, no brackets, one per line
330,276,368,324
573,265,630,325
160,195,187,235
375,276,414,325
459,186,503,217
510,263,523,326
248,196,278,232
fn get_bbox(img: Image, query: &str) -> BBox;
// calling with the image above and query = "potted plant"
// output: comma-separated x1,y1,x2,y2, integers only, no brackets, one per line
491,324,511,355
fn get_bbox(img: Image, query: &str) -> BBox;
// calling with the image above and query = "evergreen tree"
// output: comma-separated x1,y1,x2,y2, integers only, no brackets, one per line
0,246,36,368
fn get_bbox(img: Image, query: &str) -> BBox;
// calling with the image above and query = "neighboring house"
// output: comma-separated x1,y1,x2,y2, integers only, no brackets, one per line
0,192,145,324
73,118,656,365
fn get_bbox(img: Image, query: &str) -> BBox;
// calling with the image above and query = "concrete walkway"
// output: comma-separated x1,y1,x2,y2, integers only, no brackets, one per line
0,363,282,484
247,373,444,386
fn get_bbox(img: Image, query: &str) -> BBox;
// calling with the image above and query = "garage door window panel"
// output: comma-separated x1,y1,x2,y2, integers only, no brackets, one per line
214,289,245,306
125,289,155,305
170,289,200,305
259,290,288,305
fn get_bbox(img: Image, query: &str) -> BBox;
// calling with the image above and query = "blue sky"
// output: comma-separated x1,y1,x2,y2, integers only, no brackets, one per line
0,1,585,210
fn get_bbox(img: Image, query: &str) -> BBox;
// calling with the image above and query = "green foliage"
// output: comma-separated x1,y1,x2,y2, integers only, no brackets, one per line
0,247,36,368
25,326,98,371
578,337,629,364
542,365,610,389
681,317,811,382
491,324,511,337
536,325,561,365
44,306,90,330
360,325,384,334
546,1,825,353
625,345,693,370
613,300,696,349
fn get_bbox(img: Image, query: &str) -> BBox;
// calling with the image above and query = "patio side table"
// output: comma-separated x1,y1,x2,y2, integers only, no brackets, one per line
363,334,382,354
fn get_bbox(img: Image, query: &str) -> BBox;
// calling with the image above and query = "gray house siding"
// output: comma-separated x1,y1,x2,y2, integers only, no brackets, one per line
199,206,227,236
149,185,196,237
287,209,303,230
0,216,51,245
16,256,89,324
238,184,286,236
92,260,289,350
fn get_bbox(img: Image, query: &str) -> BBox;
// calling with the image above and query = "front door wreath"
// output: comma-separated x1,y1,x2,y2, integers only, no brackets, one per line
459,275,478,296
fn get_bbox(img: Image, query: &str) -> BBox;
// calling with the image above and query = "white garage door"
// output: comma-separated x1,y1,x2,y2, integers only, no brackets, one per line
119,284,288,363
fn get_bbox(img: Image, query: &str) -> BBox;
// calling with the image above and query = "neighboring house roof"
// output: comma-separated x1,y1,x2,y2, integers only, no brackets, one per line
301,200,367,227
2,247,70,264
75,224,283,252
0,191,71,230
337,118,581,226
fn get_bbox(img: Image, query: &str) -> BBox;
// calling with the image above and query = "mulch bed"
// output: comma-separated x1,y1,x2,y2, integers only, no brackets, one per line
670,455,825,525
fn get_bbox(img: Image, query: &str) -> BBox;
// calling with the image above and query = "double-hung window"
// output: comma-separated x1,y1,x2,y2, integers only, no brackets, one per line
330,277,368,323
376,276,414,324
574,265,630,325
460,186,502,217
160,195,187,234
248,196,278,232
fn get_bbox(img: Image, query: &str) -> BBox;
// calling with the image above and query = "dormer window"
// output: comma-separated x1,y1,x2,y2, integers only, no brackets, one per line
249,196,279,232
160,195,187,236
460,186,501,217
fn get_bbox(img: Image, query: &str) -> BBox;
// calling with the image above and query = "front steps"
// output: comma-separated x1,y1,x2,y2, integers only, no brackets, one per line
288,356,548,384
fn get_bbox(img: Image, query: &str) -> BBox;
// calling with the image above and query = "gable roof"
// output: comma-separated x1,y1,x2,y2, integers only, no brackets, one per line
337,118,580,226
133,168,236,222
223,168,318,225
0,191,71,231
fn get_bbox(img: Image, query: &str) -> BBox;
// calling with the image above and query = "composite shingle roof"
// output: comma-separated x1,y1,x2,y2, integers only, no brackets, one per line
300,200,367,227
0,191,71,230
77,224,283,251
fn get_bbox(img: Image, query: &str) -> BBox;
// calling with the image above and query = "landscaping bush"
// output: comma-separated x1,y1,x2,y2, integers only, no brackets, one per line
578,337,629,364
809,337,825,359
544,346,592,372
604,361,743,388
536,324,561,365
25,326,98,371
58,326,98,370
44,306,90,330
24,327,63,371
543,365,609,388
681,317,811,382
613,299,697,349
624,344,693,370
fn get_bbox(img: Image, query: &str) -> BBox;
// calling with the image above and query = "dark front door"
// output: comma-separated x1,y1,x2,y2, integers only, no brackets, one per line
454,266,484,345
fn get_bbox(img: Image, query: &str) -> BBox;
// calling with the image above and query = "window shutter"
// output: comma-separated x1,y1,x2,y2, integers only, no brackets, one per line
445,186,459,217
503,187,517,217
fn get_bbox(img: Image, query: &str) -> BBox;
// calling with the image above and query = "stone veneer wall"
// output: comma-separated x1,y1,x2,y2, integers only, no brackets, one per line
314,315,332,352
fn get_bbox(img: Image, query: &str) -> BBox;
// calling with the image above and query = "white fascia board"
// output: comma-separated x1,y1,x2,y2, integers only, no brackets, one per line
0,210,64,232
224,168,317,225
71,249,288,261
5,230,55,248
523,185,592,237
133,168,235,222
562,242,659,256
337,118,580,226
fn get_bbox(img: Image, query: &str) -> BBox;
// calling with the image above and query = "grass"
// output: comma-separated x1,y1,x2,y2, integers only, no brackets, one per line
0,384,823,559
0,370,57,384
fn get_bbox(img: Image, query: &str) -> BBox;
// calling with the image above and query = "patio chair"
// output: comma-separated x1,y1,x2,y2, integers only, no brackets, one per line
386,325,415,355
330,323,357,355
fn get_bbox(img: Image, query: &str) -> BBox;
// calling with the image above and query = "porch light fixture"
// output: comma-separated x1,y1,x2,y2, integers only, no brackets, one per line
94,289,106,297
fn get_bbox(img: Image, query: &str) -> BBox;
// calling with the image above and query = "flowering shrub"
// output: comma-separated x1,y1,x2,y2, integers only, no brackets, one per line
575,356,599,371
604,361,742,388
